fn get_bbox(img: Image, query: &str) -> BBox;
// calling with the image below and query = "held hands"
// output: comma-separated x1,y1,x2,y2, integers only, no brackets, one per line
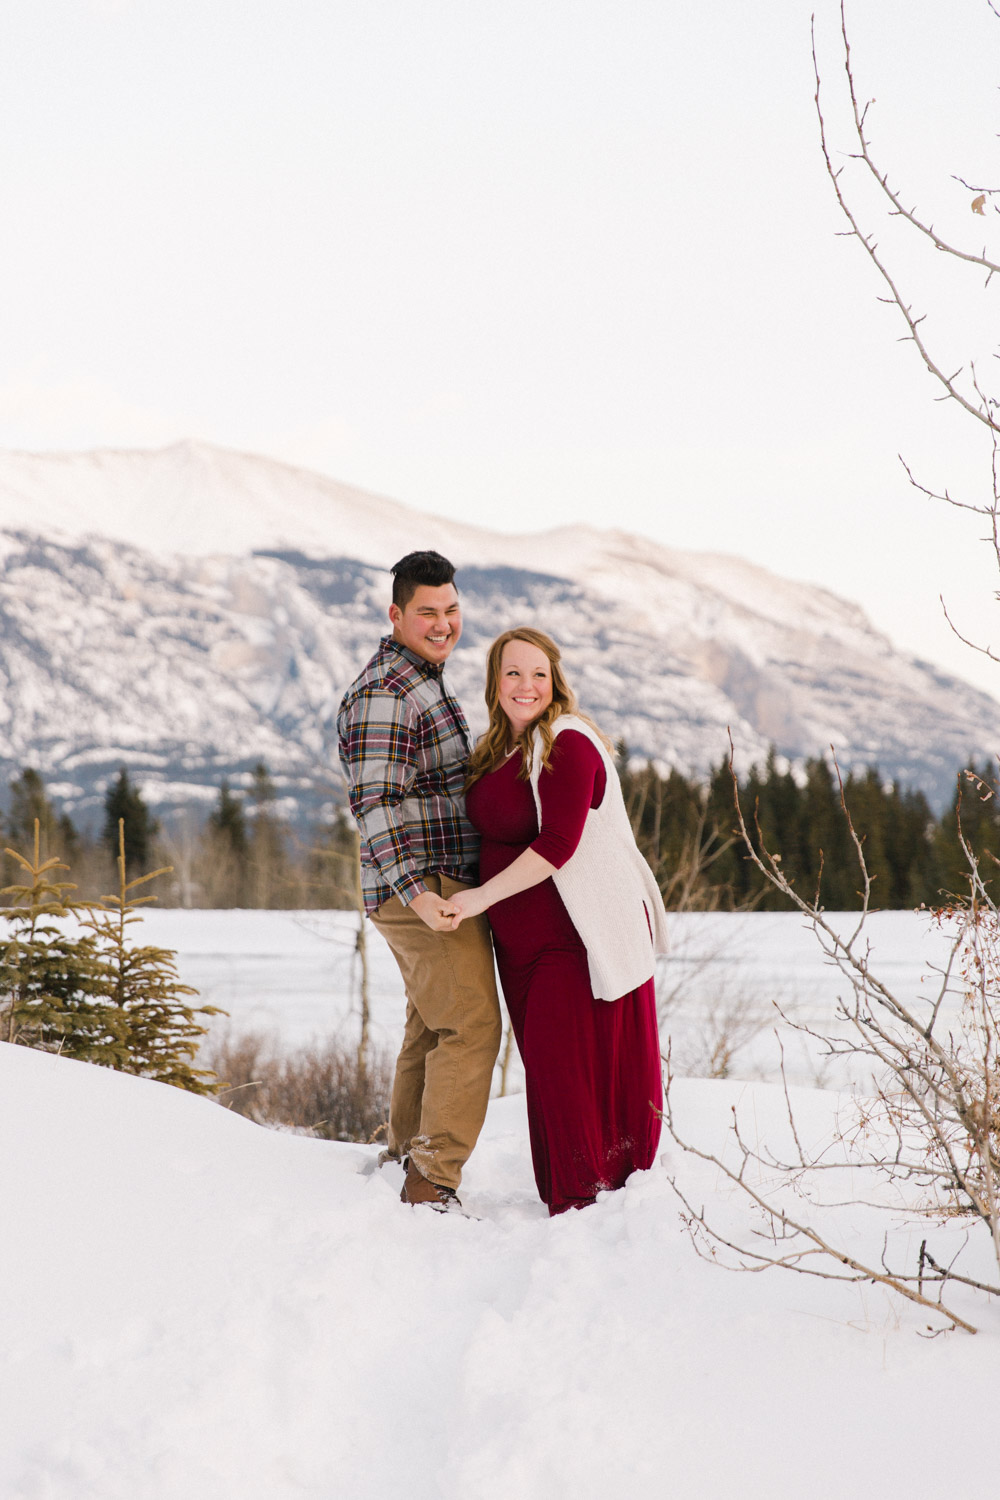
409,889,462,932
416,850,549,932
408,885,491,932
445,887,490,930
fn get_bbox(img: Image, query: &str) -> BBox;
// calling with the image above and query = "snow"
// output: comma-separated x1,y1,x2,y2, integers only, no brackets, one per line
0,440,559,570
0,440,937,641
2,908,998,1497
128,906,960,1093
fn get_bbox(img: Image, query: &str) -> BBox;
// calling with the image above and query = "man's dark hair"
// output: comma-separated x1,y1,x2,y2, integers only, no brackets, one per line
390,550,457,610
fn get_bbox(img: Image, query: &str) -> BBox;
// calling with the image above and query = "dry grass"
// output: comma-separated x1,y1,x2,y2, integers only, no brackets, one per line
205,1029,391,1143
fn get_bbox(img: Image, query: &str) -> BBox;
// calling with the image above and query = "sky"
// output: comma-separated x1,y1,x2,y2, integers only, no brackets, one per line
3,0,1000,694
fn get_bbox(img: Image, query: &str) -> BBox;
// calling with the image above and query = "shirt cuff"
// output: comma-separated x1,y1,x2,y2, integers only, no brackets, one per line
394,872,429,905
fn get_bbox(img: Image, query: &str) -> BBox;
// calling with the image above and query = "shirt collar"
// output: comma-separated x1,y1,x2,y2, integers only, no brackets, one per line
380,634,444,679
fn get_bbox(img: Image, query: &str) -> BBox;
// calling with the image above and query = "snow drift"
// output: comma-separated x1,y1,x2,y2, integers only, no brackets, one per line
1,1036,996,1500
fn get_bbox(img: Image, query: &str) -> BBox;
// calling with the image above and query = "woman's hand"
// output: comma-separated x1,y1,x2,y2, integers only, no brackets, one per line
448,886,490,929
449,850,557,929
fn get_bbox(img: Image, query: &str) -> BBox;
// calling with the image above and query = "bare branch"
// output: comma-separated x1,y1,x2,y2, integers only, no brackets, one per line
836,1,1000,276
940,596,1000,662
663,1072,980,1333
812,8,999,431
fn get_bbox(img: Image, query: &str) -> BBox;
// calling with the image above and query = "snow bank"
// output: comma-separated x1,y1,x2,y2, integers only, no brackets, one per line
1,1040,997,1500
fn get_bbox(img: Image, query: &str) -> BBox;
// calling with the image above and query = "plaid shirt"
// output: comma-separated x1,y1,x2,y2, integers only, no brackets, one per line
337,636,479,914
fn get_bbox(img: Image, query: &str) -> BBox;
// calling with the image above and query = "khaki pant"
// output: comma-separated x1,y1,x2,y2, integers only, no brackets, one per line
371,874,502,1191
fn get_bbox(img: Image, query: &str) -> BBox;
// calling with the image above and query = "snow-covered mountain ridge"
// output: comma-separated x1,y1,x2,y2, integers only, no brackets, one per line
0,439,997,816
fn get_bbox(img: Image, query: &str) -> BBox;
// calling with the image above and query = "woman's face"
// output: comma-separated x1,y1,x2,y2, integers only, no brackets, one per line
496,639,554,736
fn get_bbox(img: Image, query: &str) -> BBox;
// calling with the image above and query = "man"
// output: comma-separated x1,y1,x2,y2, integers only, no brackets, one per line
337,550,501,1211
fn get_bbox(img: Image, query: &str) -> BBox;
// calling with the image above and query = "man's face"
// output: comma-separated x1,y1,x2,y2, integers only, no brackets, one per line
389,582,462,665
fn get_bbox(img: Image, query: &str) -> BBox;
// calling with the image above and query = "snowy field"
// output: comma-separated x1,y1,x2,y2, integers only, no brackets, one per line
3,909,997,1499
128,906,962,1092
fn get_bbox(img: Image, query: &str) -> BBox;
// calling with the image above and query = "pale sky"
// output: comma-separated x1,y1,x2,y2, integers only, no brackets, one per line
3,0,1000,693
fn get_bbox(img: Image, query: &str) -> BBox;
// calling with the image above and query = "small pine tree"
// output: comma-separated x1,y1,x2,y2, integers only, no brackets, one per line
81,820,221,1094
0,821,125,1065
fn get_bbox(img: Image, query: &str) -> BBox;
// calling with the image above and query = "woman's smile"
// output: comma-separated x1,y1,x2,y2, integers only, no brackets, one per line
497,640,554,735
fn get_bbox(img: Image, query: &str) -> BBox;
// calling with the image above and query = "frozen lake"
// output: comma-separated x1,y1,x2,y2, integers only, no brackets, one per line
130,907,963,1092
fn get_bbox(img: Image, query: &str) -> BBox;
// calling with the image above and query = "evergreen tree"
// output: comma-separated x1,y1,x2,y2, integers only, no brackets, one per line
800,757,854,907
0,821,122,1064
704,757,753,905
209,779,248,856
80,820,220,1093
933,761,1000,902
737,750,807,910
56,812,81,871
3,770,81,888
8,769,57,854
247,761,289,908
843,767,890,901
884,781,939,907
759,750,806,878
200,779,249,907
103,768,158,873
618,754,754,911
606,744,993,912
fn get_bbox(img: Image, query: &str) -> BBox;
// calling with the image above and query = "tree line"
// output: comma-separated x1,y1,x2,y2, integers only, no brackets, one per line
620,747,996,912
2,750,996,912
0,763,359,910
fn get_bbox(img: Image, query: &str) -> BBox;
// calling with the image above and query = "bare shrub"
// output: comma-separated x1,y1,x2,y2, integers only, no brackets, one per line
206,1029,391,1143
661,750,1000,1333
659,0,1000,1338
624,762,773,1080
687,990,769,1081
654,930,780,1082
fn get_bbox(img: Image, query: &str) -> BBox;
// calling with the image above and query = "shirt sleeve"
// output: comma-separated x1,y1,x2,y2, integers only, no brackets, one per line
530,731,607,869
337,688,427,905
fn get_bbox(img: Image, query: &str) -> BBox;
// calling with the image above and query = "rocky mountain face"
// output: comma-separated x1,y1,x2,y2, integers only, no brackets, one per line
0,440,997,824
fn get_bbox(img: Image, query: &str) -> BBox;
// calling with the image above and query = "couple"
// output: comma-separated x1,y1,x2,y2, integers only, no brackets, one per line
337,550,667,1215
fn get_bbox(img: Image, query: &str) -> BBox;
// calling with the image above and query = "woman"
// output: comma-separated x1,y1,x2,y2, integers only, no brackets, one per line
448,627,667,1215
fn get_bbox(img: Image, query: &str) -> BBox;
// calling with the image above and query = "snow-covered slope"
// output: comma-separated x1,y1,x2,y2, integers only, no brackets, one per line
1,1038,995,1499
0,440,997,813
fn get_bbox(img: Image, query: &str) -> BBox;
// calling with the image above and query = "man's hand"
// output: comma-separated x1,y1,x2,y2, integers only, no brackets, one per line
409,889,461,932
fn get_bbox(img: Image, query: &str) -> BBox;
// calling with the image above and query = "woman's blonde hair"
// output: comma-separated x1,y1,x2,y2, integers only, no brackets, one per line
465,627,611,785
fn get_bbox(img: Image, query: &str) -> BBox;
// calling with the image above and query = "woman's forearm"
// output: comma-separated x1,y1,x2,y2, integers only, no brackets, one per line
473,847,556,910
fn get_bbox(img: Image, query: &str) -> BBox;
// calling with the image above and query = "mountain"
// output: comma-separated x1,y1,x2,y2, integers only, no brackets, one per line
0,438,997,821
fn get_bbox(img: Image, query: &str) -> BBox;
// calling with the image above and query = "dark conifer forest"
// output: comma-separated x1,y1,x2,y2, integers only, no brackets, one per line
617,747,992,912
1,750,996,911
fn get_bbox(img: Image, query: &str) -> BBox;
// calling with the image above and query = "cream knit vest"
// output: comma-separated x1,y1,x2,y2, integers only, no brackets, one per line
528,715,669,1001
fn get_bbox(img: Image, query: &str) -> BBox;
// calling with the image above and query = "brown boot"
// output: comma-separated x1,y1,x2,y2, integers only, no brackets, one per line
400,1158,462,1212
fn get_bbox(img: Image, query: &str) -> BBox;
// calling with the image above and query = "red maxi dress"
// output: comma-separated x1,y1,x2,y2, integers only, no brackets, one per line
466,729,663,1215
